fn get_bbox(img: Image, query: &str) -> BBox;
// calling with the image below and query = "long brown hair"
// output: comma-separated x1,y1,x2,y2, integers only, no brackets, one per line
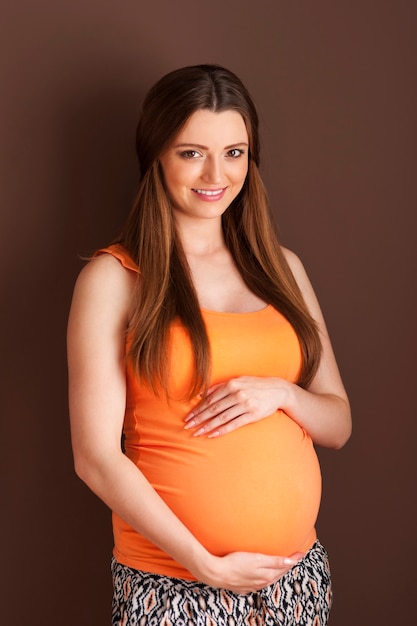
118,64,322,396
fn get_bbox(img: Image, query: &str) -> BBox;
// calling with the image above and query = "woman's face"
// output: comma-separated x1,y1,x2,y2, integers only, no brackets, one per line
159,109,249,224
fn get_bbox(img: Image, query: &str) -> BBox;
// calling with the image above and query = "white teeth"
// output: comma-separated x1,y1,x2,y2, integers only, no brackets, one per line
193,188,223,196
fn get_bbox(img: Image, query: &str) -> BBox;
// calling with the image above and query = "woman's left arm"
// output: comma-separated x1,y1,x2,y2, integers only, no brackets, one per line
185,249,352,449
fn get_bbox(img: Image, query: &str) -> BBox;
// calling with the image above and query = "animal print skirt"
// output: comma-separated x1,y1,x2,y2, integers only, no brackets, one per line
111,540,332,626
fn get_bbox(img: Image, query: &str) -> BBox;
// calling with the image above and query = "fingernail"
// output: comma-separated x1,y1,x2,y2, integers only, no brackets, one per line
193,427,205,436
283,558,294,566
208,431,220,438
184,420,195,429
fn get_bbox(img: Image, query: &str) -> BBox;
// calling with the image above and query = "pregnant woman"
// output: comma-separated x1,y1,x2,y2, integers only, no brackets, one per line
67,65,351,625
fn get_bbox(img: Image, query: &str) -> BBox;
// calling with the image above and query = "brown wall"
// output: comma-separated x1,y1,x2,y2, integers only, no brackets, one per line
2,1,415,624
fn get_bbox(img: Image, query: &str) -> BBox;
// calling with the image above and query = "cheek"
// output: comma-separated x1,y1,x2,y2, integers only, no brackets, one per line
234,155,249,175
163,163,200,190
161,169,184,197
233,161,249,185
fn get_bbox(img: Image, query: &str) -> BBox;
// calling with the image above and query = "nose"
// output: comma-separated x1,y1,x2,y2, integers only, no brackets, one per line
202,156,222,184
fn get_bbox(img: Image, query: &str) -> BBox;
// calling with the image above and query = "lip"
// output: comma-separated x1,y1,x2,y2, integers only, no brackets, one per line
191,187,227,202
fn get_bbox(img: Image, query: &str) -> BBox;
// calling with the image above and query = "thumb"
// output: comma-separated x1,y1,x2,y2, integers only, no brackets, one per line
205,382,224,396
283,552,305,566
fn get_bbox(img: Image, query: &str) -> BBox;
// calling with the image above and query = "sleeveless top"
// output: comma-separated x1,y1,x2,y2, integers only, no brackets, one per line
96,244,322,580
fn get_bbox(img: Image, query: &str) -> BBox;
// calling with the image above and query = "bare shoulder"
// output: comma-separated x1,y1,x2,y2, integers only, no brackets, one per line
69,253,136,332
76,254,136,296
76,252,135,289
281,246,300,265
280,246,324,321
281,247,310,288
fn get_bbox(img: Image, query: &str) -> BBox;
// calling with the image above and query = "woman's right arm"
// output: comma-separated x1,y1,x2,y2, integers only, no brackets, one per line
67,254,302,594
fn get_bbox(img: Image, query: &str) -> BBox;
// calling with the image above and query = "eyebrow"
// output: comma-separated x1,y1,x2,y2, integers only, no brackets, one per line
173,142,249,150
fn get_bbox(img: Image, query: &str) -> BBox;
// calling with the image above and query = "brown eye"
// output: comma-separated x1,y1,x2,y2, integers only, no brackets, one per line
180,150,200,159
227,149,244,158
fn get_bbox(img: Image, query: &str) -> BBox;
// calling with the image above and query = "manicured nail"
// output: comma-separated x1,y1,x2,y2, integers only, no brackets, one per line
193,427,205,436
208,431,220,438
184,420,195,429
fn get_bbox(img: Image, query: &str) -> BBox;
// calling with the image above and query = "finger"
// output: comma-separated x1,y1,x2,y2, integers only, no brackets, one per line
205,382,225,396
185,393,239,427
286,551,305,564
239,567,288,592
185,379,250,424
254,553,304,570
184,388,228,423
206,414,254,438
196,379,245,414
193,407,248,437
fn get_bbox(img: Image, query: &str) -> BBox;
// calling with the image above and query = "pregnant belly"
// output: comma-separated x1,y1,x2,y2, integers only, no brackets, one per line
138,411,321,557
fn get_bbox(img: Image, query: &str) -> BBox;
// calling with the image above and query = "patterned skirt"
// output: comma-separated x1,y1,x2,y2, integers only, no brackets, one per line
111,540,332,626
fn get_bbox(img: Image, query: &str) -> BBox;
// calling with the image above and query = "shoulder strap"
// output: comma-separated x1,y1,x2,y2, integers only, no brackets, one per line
94,244,139,273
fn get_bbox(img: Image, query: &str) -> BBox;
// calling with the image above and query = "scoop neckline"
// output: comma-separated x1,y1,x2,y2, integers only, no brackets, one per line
200,304,273,317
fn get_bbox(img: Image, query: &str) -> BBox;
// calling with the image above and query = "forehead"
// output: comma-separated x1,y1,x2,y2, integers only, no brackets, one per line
174,109,248,146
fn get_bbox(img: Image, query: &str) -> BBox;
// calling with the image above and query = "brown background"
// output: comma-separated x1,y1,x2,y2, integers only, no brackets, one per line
1,1,416,624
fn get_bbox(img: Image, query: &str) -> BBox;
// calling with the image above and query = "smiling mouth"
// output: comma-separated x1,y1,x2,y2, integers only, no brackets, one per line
192,188,226,197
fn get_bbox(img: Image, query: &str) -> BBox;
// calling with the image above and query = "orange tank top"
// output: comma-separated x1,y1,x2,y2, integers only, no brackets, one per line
97,244,321,580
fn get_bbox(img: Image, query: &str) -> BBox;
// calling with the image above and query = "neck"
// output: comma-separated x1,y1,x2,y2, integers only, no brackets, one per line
175,216,226,256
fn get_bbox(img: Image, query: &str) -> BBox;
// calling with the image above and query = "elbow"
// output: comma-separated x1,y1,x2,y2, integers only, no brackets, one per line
330,397,352,450
330,418,352,450
72,447,104,488
72,444,122,489
73,452,93,485
331,433,351,450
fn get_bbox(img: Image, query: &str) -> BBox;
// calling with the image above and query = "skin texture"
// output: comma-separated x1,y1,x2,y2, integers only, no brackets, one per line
68,109,351,594
160,109,249,225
